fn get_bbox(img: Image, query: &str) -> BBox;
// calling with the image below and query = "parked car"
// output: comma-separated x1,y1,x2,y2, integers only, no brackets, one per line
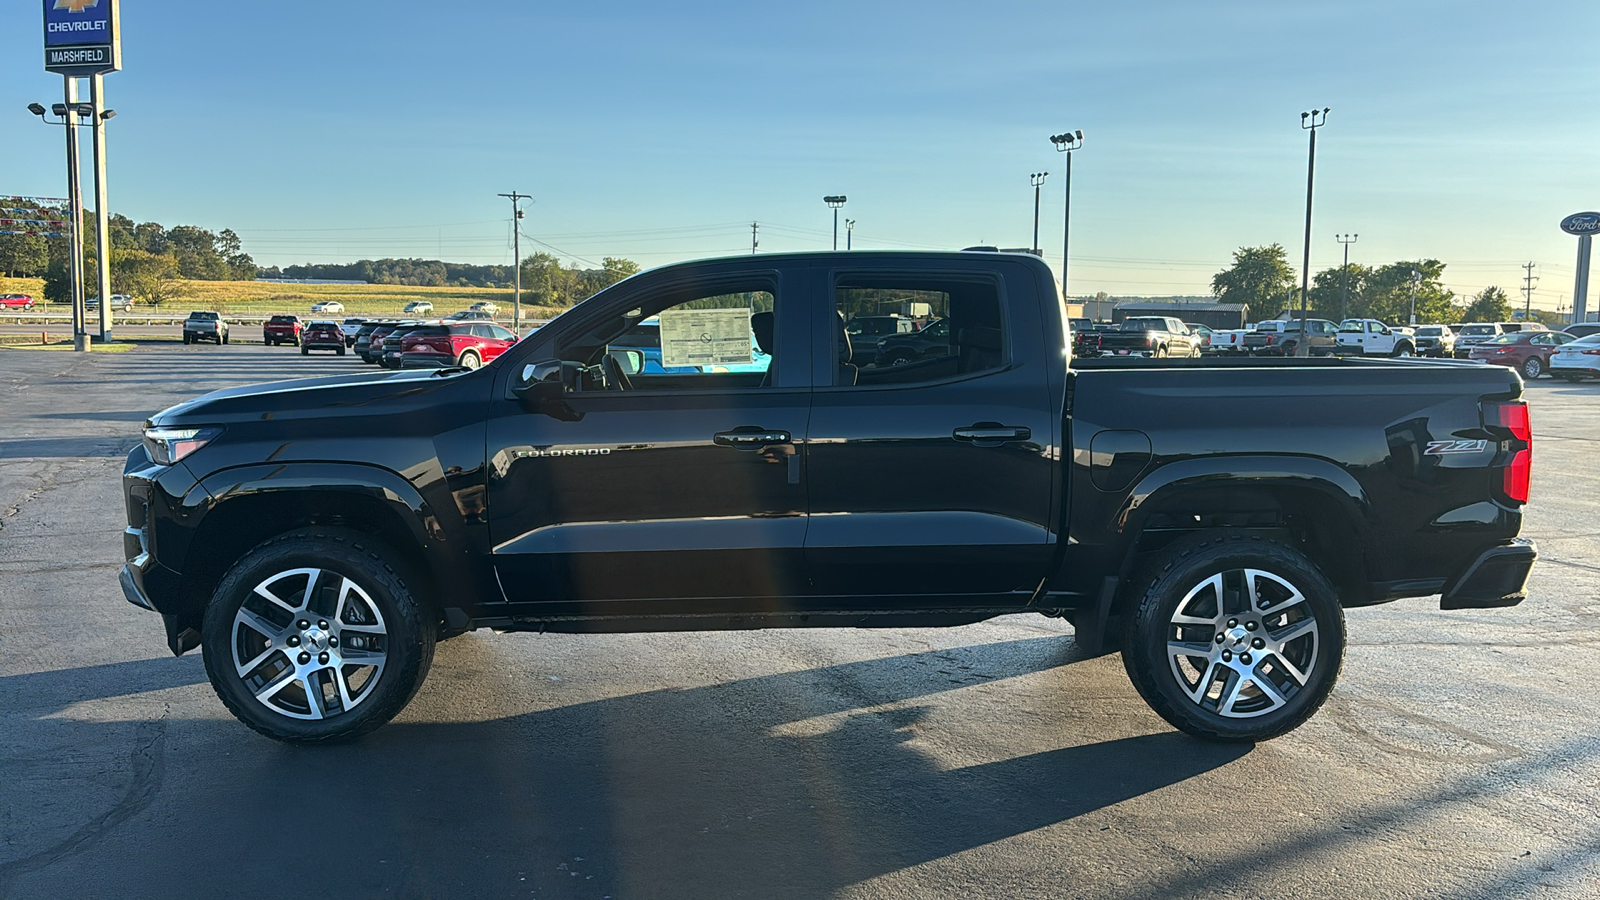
310,301,345,314
399,321,519,369
360,321,411,365
874,317,950,366
1245,318,1340,356
1452,322,1508,358
1205,326,1253,355
182,310,229,345
121,249,1536,745
86,294,134,312
1100,316,1199,357
339,317,367,346
1185,323,1215,349
1334,319,1416,357
263,315,303,346
300,320,346,355
378,321,434,369
1071,322,1110,358
1550,333,1600,381
403,301,434,315
445,309,494,321
844,314,917,366
0,293,37,310
1467,331,1574,379
470,301,500,315
352,320,397,362
1413,324,1456,358
1560,322,1600,340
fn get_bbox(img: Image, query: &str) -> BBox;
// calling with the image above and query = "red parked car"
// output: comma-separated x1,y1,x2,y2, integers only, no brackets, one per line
300,320,346,355
0,293,37,310
399,321,518,369
263,315,303,346
1468,331,1574,379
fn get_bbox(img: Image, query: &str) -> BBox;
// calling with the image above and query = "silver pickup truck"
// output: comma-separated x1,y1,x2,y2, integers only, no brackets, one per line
183,310,230,345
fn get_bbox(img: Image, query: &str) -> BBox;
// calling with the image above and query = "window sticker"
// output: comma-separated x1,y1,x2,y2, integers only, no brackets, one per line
658,308,753,368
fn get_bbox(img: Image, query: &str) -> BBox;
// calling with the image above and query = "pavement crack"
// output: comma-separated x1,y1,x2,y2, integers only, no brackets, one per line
0,712,169,894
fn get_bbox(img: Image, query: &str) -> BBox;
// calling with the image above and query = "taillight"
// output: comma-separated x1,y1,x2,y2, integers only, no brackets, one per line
1484,399,1531,504
1583,349,1600,356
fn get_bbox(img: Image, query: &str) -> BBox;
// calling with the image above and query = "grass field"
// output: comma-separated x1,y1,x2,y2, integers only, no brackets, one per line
0,276,570,320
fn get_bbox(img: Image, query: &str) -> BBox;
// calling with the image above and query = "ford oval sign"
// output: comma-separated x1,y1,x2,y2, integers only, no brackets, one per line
1560,212,1600,236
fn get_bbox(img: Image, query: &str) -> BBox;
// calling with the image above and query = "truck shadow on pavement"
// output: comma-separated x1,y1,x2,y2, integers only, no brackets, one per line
0,636,1249,898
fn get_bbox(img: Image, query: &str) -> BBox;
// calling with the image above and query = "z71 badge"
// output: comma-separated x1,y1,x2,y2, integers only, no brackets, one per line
1425,439,1489,455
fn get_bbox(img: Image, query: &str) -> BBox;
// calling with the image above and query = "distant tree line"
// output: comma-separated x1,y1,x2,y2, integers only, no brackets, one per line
9,213,257,306
260,253,642,308
1211,243,1517,325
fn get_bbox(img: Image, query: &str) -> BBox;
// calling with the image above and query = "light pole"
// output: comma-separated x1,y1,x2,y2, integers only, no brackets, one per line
1296,108,1330,356
845,218,855,250
498,191,531,330
824,196,847,250
1335,233,1358,321
1050,130,1083,298
29,90,116,349
1029,172,1049,255
1409,263,1421,326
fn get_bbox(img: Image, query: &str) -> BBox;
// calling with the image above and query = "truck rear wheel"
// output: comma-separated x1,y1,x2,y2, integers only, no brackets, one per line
200,527,436,744
1121,533,1345,742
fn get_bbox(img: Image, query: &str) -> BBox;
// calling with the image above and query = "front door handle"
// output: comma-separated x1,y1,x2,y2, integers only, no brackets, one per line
714,429,791,449
953,424,1030,445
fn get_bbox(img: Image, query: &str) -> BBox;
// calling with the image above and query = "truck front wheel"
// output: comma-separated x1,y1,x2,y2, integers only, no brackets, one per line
1121,533,1345,742
200,527,436,744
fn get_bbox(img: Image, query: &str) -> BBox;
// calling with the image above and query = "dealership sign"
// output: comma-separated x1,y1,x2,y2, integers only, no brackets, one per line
1560,212,1600,236
43,0,120,76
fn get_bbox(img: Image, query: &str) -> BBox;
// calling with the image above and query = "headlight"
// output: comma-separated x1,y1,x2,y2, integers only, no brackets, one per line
142,426,219,466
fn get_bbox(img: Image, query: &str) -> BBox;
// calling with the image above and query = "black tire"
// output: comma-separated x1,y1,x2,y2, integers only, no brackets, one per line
337,346,346,356
458,350,481,369
301,346,309,355
1121,532,1345,743
183,335,192,345
1522,356,1542,379
201,527,436,744
1392,343,1413,358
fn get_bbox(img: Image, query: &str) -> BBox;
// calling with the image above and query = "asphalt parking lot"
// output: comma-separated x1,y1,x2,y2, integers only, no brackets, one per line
1,343,1597,899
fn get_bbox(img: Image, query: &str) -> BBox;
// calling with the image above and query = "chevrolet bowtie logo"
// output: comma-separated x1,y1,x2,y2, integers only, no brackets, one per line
54,0,100,12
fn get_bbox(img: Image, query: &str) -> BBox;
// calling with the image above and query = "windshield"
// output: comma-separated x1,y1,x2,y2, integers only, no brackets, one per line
1121,318,1166,331
1461,324,1499,336
1487,333,1526,345
1417,326,1444,336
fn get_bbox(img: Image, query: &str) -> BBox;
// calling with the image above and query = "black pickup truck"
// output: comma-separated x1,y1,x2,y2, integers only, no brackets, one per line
121,250,1537,745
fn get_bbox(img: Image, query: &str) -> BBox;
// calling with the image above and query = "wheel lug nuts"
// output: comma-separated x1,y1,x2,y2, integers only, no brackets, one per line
1215,633,1225,643
1241,653,1253,665
1222,650,1232,661
1227,619,1238,628
1252,638,1265,649
318,620,328,629
329,636,338,647
298,620,309,629
297,652,311,665
318,652,330,664
287,636,300,647
1245,621,1258,631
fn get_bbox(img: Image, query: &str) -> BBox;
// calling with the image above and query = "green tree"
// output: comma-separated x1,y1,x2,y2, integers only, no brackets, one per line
1306,263,1373,321
1363,260,1454,325
0,233,50,277
1459,286,1513,323
1212,244,1297,317
114,249,182,307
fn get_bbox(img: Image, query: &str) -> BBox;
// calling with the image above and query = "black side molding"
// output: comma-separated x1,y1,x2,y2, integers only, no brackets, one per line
1441,538,1537,610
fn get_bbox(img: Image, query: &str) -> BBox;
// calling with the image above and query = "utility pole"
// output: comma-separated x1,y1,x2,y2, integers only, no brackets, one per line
750,221,758,254
1050,130,1084,298
824,196,847,250
1029,172,1049,255
1296,108,1330,356
1522,261,1538,320
498,191,531,330
845,219,855,250
1336,233,1358,322
1409,263,1421,326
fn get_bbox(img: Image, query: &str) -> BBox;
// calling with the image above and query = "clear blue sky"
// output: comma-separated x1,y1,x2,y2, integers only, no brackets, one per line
4,0,1598,305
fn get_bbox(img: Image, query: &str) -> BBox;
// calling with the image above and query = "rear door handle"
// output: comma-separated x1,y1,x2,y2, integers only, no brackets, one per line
714,429,791,449
953,424,1030,444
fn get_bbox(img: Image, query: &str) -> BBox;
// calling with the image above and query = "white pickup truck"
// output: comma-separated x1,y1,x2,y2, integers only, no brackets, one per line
1335,319,1415,357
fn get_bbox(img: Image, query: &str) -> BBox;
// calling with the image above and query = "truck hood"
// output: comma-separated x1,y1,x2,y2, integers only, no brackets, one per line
148,369,466,428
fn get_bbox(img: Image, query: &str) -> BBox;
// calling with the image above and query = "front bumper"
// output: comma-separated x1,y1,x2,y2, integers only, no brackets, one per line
1441,539,1537,609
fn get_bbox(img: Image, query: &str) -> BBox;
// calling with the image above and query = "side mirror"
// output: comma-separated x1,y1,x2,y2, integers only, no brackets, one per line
512,359,584,421
606,348,644,376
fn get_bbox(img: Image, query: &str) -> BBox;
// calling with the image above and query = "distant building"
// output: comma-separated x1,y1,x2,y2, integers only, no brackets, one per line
1112,300,1251,330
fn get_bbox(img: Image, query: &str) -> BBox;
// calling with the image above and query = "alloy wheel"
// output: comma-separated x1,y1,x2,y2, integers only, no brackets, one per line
231,567,389,720
1166,568,1319,718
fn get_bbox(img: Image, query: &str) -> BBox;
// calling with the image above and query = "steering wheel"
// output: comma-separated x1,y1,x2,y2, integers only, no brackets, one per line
600,352,633,391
